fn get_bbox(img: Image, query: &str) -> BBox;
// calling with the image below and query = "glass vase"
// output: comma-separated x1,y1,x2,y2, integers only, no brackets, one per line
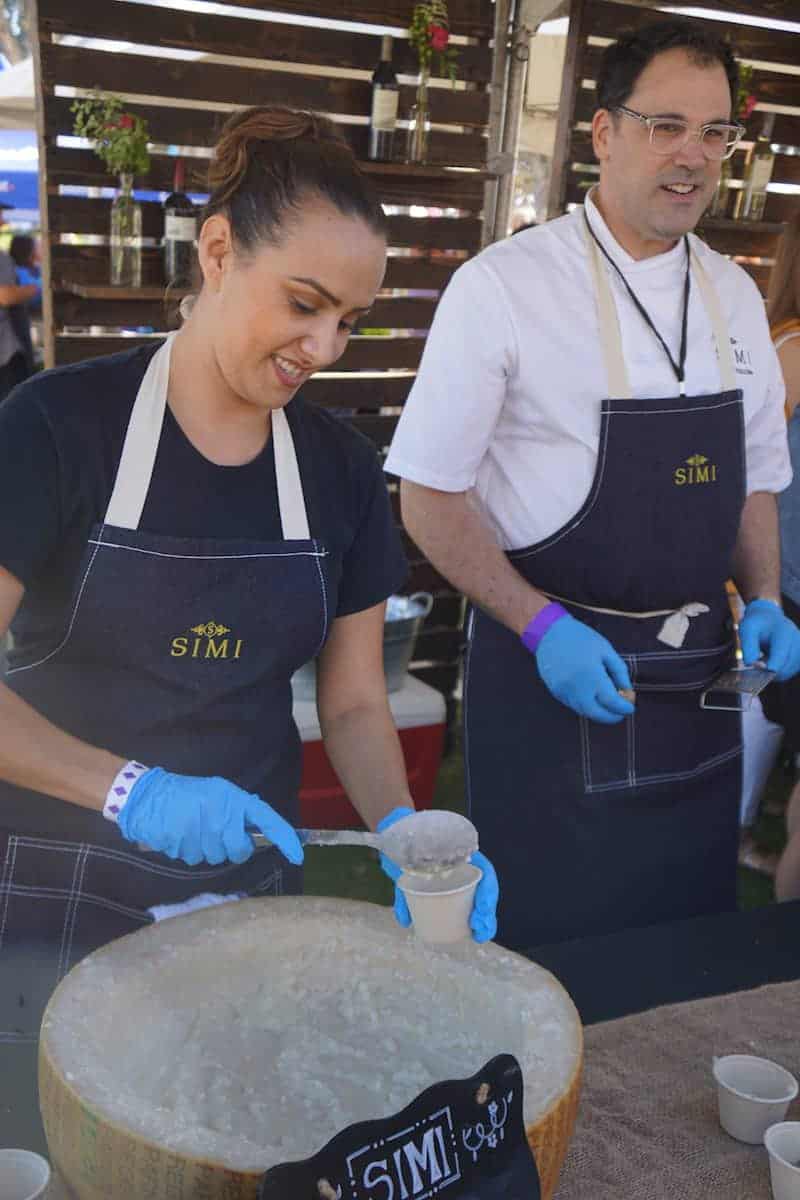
708,158,732,219
110,173,142,288
406,70,430,164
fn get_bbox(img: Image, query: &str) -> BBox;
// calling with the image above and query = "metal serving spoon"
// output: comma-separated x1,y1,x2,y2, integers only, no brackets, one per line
251,809,478,874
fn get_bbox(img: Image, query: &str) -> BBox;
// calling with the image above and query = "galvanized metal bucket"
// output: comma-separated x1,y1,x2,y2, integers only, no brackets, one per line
291,592,434,700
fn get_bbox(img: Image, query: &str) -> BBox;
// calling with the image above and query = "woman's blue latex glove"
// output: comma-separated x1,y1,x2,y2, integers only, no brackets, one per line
534,613,634,724
739,599,800,681
117,768,304,868
377,806,499,944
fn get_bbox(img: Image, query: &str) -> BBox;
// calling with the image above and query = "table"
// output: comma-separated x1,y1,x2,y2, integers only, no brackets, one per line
527,902,800,1199
3,901,800,1187
527,897,800,1026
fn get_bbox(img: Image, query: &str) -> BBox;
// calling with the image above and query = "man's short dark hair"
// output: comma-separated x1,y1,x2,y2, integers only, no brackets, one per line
596,19,739,117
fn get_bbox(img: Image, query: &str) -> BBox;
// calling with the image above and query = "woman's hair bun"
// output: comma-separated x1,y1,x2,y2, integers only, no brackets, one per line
203,103,387,251
208,105,352,210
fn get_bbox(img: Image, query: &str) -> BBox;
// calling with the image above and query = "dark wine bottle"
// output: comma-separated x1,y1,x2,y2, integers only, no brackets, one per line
368,35,399,161
163,158,197,288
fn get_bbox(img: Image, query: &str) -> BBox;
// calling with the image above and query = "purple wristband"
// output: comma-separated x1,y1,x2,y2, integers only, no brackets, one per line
521,602,569,654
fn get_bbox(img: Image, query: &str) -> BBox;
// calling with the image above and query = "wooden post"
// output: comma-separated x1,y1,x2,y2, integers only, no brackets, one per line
29,0,55,369
546,0,588,220
482,0,513,246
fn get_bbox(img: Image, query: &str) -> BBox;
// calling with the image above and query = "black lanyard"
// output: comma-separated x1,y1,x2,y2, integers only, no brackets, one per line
584,212,692,394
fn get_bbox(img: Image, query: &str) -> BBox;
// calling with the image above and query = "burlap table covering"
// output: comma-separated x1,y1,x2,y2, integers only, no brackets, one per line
554,978,800,1199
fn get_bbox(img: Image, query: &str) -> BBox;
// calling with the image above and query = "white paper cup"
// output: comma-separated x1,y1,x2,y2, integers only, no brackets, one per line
765,1123,800,1200
712,1055,799,1144
398,863,482,945
0,1150,51,1200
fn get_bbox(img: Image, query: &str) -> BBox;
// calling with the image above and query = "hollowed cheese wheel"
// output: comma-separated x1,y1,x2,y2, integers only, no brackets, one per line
40,897,582,1200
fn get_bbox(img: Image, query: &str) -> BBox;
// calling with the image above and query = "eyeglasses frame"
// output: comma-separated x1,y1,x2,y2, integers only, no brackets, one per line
612,104,746,161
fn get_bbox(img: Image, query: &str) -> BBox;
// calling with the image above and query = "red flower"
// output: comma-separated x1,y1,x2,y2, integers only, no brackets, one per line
428,22,449,51
741,94,757,120
118,114,135,130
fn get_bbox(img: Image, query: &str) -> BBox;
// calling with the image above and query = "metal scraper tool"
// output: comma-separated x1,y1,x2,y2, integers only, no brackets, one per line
700,661,776,711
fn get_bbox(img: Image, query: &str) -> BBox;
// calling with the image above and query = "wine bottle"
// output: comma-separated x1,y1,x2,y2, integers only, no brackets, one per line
368,35,399,162
734,112,776,222
163,158,197,287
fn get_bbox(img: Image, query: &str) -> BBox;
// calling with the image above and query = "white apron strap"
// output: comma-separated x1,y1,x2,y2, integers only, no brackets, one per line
584,208,737,399
775,329,800,352
689,248,737,393
583,218,632,401
271,406,310,540
104,334,311,539
104,335,173,530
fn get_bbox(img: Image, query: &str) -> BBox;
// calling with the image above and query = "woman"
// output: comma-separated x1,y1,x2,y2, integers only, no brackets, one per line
0,107,497,1034
758,211,800,899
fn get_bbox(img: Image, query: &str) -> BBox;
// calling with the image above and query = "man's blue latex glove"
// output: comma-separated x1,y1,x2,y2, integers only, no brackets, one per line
377,806,499,944
739,599,800,681
534,613,634,724
117,768,304,868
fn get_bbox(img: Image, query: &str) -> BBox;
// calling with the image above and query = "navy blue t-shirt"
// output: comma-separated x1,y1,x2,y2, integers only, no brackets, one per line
0,342,407,665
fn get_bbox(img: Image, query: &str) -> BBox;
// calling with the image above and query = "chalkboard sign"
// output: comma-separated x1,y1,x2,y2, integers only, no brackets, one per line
258,1053,540,1200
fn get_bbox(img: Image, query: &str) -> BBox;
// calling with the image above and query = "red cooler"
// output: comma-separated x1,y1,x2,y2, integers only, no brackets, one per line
293,674,447,828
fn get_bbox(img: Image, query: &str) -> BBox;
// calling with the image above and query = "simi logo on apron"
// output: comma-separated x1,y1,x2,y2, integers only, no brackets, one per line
674,453,718,486
171,621,244,660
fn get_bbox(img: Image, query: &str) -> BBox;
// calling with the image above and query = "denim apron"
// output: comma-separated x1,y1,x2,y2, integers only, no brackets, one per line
0,335,331,1038
465,221,745,951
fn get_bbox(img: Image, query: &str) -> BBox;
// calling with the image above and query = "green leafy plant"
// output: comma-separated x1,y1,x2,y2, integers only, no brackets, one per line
736,63,757,123
408,1,458,82
71,92,150,177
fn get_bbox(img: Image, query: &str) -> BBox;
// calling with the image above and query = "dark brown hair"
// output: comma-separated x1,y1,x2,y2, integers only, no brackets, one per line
596,18,739,116
767,211,800,330
204,105,388,251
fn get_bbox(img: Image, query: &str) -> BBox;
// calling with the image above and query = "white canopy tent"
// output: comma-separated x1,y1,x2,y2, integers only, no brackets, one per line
0,57,34,130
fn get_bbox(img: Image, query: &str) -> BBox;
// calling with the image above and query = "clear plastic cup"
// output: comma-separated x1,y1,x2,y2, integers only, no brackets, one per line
712,1055,798,1144
765,1123,800,1200
398,862,482,945
0,1149,51,1200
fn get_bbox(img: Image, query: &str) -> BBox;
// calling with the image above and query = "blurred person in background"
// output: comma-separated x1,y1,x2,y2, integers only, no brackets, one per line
759,209,800,899
0,208,39,401
8,233,42,376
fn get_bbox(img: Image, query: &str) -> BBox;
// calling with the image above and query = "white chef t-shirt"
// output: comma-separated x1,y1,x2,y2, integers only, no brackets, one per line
384,193,791,552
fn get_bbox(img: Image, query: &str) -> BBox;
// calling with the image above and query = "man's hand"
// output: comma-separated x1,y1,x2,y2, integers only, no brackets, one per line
739,599,800,681
533,613,635,723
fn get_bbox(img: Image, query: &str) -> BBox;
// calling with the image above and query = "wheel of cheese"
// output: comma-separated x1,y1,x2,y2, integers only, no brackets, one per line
39,897,582,1200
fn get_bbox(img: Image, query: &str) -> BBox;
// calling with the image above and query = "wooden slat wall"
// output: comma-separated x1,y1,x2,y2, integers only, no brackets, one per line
548,0,800,293
32,0,497,706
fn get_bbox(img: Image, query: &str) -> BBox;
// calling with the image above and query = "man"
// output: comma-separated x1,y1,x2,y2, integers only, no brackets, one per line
385,19,800,951
0,204,39,402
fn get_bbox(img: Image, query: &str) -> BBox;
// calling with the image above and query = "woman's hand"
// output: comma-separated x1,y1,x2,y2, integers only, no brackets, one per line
117,768,304,867
377,806,499,944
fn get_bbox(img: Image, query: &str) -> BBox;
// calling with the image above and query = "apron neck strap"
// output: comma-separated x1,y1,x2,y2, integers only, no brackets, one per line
584,215,632,400
583,205,737,398
688,248,737,392
104,334,311,539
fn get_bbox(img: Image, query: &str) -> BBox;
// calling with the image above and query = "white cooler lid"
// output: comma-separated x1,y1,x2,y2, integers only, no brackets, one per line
293,673,446,742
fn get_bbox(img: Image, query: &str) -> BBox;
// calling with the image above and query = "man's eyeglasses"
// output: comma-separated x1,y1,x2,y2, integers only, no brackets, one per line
614,105,745,161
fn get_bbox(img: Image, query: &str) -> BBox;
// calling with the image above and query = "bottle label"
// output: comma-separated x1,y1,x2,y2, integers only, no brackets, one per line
748,156,774,195
165,214,197,242
371,88,399,132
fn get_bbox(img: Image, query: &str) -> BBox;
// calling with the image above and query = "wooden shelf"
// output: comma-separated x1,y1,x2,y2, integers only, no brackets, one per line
58,282,188,300
358,161,496,181
698,217,785,235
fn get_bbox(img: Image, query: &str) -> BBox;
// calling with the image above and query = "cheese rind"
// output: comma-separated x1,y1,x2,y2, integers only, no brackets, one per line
40,897,583,1200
